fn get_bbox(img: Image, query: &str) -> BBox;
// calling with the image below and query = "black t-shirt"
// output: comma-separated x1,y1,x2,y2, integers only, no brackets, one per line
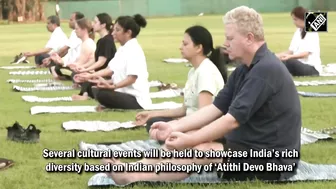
94,34,117,71
213,43,301,179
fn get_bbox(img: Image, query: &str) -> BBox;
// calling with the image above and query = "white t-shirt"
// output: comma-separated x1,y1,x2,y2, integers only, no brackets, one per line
183,58,225,115
62,30,82,65
289,28,322,73
108,38,152,109
45,27,68,54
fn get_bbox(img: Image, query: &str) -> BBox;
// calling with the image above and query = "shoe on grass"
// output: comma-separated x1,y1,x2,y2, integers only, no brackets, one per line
6,121,25,140
0,158,14,171
11,124,41,143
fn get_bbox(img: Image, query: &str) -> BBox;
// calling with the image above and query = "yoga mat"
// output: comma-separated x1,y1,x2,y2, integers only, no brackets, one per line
83,140,336,186
298,91,336,97
33,82,63,87
30,102,182,115
149,89,183,98
22,95,73,102
7,79,55,84
13,85,75,92
9,70,50,75
294,80,336,86
63,121,139,132
0,66,36,70
320,63,336,77
163,58,188,63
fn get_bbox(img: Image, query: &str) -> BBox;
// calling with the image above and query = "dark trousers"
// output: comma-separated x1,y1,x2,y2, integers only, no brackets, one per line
283,59,319,76
95,89,143,110
53,64,75,81
35,54,56,67
79,82,95,98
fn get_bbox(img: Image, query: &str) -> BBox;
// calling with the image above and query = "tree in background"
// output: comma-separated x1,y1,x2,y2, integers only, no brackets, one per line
1,0,45,22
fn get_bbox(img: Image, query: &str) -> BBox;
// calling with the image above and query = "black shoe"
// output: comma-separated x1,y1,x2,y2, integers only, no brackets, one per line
6,122,25,140
10,53,30,64
11,124,41,143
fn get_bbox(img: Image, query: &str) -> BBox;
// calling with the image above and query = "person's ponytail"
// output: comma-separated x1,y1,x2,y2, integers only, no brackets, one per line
208,46,229,83
89,28,95,40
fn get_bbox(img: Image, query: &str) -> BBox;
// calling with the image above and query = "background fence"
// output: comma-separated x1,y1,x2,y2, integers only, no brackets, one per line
42,0,336,20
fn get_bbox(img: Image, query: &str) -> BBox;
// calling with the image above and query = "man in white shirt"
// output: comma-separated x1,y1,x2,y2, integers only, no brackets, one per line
23,15,68,67
42,12,84,68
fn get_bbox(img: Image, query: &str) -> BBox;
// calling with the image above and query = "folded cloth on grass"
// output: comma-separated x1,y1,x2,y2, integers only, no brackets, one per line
294,80,336,86
63,121,139,132
9,70,50,75
84,140,336,186
13,85,74,92
7,79,55,83
149,89,183,98
163,58,189,63
320,63,336,77
30,102,182,115
301,127,333,145
0,66,36,70
298,91,336,97
22,95,73,102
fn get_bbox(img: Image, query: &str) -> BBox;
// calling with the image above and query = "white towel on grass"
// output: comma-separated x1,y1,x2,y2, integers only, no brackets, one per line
294,80,336,86
22,95,73,102
163,58,188,63
7,79,55,83
63,121,139,132
0,66,36,70
149,88,183,98
9,70,50,75
30,102,182,115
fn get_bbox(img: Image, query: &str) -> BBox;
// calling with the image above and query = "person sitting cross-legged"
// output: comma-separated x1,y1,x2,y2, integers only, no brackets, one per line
134,25,228,136
74,14,152,110
101,6,301,185
71,13,117,101
49,18,96,81
23,15,68,67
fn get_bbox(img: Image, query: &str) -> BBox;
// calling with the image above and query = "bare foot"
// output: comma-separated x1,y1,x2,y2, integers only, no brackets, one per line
96,105,106,112
72,83,80,89
103,158,134,185
71,94,88,101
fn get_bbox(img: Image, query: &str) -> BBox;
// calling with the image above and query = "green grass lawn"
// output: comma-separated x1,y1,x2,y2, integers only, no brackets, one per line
1,12,336,189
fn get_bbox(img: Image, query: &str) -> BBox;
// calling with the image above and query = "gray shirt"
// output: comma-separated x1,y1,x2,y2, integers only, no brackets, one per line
213,43,301,179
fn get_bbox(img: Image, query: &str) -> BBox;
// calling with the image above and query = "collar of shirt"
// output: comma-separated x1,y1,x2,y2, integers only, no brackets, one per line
244,42,268,70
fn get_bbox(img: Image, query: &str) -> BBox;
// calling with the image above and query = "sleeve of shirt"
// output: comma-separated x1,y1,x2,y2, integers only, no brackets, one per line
227,76,273,125
300,33,319,53
125,52,143,76
97,38,116,59
213,71,235,114
196,69,219,95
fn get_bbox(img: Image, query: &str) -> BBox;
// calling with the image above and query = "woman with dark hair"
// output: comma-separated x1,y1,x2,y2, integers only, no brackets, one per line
71,13,117,100
276,6,322,76
135,25,227,135
74,14,152,110
50,18,96,80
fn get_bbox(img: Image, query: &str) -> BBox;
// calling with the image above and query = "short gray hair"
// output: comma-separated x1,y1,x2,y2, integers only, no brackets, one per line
223,6,264,41
47,15,60,26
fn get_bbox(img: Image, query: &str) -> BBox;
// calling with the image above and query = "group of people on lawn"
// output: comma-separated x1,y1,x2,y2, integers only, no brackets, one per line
2,5,324,184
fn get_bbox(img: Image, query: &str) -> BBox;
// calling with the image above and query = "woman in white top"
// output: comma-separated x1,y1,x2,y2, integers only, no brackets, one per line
276,6,322,76
50,18,96,80
135,25,227,136
74,14,151,110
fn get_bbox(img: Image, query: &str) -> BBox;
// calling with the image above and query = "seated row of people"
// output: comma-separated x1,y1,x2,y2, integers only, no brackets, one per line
20,6,303,183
